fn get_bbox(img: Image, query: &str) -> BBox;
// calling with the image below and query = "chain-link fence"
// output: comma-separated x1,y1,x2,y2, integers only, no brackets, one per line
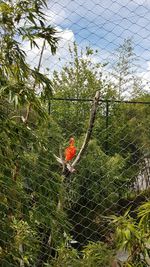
25,0,150,94
50,96,150,240
1,0,150,266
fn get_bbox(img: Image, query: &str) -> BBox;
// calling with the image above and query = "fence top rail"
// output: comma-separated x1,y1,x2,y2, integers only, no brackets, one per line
49,97,150,105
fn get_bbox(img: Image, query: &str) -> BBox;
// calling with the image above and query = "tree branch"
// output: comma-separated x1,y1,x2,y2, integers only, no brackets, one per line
72,90,100,168
54,90,100,176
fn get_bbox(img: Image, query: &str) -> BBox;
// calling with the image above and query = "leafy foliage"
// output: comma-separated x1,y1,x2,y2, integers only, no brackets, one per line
0,1,67,266
0,2,150,266
109,201,150,266
52,43,116,138
50,241,114,267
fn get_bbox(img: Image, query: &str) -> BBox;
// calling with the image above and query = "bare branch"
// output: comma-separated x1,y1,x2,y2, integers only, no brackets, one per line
54,91,100,176
72,90,100,168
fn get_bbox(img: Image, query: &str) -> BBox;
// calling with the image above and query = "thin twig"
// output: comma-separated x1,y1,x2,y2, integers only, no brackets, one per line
37,40,46,72
12,161,19,181
59,146,65,173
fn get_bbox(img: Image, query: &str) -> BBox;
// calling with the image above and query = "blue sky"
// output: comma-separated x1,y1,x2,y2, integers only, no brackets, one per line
24,0,150,91
47,0,150,58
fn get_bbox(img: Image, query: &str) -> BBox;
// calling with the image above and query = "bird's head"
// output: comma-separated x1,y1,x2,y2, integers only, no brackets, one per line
69,137,75,145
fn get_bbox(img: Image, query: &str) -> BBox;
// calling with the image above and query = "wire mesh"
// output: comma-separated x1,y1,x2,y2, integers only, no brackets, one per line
0,0,150,266
24,0,150,96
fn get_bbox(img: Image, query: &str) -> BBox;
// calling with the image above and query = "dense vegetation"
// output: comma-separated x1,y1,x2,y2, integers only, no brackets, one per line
0,1,150,266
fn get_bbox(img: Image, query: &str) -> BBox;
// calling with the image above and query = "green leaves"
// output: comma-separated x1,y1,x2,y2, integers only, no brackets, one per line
82,242,114,267
0,0,64,265
51,241,114,267
109,201,150,266
138,201,150,231
20,25,58,53
0,0,58,104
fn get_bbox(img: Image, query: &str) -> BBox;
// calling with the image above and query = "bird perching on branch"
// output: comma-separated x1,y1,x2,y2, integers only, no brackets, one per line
54,137,76,173
54,91,100,177
65,137,76,162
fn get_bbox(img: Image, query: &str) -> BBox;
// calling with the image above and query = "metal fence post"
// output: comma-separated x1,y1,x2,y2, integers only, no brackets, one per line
105,100,109,154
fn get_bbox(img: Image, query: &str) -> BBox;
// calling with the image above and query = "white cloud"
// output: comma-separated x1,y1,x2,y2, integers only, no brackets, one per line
139,61,150,91
21,0,150,96
44,8,67,25
56,28,74,41
131,0,148,5
22,28,75,75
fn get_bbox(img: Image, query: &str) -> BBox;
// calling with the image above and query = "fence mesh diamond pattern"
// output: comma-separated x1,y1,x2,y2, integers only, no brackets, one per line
0,0,150,266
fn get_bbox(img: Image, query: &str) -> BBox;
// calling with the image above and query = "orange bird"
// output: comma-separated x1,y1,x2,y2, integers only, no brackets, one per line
65,137,76,161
